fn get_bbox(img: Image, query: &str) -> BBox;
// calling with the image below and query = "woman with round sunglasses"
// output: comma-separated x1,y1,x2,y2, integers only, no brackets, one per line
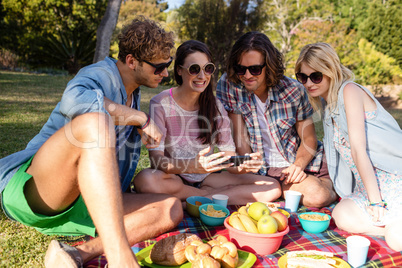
295,42,402,251
134,40,282,205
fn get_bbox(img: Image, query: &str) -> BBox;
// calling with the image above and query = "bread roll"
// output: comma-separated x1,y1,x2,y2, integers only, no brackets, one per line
192,254,221,268
187,235,238,268
150,233,202,266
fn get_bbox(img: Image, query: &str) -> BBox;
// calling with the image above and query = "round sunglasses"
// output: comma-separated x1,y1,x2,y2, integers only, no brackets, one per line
181,63,216,76
233,63,266,76
296,72,323,84
143,57,173,75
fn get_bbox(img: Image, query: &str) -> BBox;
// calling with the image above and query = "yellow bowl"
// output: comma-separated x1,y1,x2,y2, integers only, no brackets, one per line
186,196,213,218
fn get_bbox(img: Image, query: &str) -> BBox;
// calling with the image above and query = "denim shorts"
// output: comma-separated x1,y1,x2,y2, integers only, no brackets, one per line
1,156,96,237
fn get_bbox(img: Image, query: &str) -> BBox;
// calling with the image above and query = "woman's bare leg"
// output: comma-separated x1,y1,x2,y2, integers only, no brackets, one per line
134,169,209,200
332,199,385,236
201,172,282,205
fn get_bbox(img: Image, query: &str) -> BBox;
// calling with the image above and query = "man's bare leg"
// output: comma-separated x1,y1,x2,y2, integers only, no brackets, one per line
76,193,183,263
25,113,142,267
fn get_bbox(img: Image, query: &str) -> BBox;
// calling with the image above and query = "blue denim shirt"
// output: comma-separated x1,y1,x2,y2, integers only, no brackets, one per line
0,57,142,193
323,81,402,197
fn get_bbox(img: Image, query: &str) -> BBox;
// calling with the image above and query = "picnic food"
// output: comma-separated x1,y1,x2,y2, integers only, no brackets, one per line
257,214,278,234
150,233,202,266
192,254,220,268
228,202,288,234
247,201,271,221
201,204,227,217
299,213,330,221
185,235,239,268
270,211,289,231
237,213,259,233
246,201,281,212
286,250,336,267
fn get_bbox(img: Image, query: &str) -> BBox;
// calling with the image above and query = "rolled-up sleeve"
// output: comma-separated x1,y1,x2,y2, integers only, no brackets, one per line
59,70,114,119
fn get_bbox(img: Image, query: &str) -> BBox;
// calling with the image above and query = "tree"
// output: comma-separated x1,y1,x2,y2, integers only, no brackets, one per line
1,0,107,71
263,0,335,67
356,39,402,89
359,0,402,68
290,19,359,73
176,0,266,77
93,0,122,63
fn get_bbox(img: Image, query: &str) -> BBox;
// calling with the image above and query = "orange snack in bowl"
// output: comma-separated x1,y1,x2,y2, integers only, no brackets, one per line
195,201,202,206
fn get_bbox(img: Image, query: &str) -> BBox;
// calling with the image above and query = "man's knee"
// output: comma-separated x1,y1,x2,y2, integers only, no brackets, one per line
66,113,115,148
302,185,336,208
133,169,164,193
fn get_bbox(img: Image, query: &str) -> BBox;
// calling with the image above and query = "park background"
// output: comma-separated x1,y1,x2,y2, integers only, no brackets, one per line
0,0,401,266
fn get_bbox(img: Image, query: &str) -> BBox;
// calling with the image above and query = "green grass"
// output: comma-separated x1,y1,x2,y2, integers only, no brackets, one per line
0,71,169,267
0,70,401,267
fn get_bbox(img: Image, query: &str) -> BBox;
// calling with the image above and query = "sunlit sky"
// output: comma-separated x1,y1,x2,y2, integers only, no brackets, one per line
165,0,185,10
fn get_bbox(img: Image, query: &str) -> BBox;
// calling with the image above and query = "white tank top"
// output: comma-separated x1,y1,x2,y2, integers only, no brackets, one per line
255,96,290,168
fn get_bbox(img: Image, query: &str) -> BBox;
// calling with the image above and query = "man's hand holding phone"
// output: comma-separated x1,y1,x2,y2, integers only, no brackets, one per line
225,152,263,173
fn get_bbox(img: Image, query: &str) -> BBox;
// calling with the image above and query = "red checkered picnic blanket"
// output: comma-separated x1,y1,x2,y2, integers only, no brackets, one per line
84,202,402,267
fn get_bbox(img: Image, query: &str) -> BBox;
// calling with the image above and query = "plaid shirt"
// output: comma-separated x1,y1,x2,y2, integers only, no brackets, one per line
216,73,323,175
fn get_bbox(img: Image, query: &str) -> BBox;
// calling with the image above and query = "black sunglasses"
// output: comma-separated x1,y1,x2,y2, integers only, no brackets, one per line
143,57,173,75
233,63,266,76
180,63,216,76
296,72,323,84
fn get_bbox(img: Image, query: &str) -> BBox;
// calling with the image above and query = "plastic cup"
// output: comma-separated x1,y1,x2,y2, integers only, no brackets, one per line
284,190,302,212
346,235,370,267
212,194,229,208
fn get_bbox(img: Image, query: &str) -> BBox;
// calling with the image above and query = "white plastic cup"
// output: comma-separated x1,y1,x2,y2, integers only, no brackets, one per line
212,194,229,208
284,190,302,212
346,235,370,267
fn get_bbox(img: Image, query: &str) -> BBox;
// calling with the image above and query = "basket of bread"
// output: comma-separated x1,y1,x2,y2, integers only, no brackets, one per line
146,233,251,268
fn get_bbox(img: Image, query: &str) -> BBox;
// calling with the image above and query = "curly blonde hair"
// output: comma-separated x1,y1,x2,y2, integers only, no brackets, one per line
295,42,354,113
118,16,174,63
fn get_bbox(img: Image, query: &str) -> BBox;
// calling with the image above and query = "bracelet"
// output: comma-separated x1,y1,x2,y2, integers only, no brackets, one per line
367,200,388,209
140,114,151,129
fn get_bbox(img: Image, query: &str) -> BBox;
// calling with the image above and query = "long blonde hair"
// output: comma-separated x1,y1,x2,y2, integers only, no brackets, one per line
295,43,354,113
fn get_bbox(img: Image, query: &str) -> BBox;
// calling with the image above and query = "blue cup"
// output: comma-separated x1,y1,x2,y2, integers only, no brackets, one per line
212,194,229,208
285,190,302,212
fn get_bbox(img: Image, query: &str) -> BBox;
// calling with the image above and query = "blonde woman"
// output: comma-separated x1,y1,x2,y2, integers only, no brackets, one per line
295,42,402,251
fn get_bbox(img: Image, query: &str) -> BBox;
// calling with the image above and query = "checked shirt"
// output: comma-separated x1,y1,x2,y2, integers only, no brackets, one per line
216,73,324,175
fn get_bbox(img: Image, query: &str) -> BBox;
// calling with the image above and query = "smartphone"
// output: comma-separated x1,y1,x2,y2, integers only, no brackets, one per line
221,155,252,166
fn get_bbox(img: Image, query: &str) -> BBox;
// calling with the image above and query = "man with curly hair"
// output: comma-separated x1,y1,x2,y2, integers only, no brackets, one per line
217,31,338,209
0,16,182,267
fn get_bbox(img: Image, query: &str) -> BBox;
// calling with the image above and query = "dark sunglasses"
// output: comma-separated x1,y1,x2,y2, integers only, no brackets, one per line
143,57,173,75
233,63,266,76
296,72,323,84
181,63,216,76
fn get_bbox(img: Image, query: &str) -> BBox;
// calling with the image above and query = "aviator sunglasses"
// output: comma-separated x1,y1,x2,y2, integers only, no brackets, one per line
233,63,266,76
181,62,216,76
296,72,323,84
143,57,173,75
